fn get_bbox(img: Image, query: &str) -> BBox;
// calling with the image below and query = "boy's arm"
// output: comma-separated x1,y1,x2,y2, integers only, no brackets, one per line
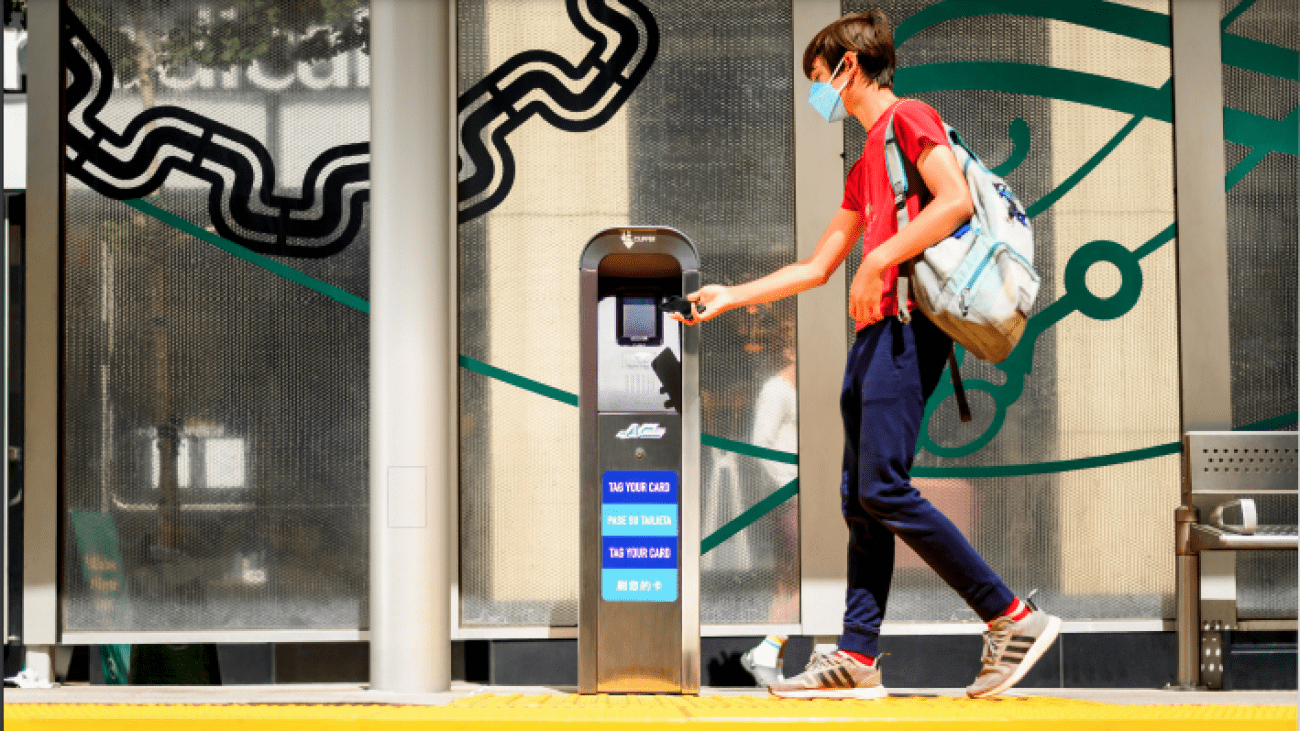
673,207,864,323
848,143,973,324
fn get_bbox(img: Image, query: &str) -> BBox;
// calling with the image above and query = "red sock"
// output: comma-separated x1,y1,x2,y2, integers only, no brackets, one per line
836,650,874,667
993,598,1031,626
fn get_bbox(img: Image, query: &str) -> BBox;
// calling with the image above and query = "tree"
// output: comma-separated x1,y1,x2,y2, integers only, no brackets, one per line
4,0,27,29
76,0,368,86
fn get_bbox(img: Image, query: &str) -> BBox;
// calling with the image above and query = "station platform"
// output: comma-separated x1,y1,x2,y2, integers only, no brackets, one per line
5,683,1296,730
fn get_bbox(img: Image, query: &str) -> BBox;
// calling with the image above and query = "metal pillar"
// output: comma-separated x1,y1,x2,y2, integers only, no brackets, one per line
792,0,850,639
1170,0,1232,434
369,0,455,693
1169,0,1232,690
23,0,61,648
1173,505,1201,688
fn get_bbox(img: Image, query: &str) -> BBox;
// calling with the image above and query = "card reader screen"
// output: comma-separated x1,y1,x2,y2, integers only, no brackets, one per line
618,296,662,346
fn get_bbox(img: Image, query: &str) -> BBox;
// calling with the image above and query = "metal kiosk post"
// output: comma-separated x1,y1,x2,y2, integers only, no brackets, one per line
578,227,701,694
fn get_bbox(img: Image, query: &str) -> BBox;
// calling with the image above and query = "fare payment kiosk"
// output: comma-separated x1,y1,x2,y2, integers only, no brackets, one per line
578,227,701,694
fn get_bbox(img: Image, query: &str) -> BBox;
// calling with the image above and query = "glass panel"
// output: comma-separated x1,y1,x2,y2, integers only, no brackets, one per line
1221,0,1298,433
1221,0,1298,621
62,0,371,631
457,0,799,626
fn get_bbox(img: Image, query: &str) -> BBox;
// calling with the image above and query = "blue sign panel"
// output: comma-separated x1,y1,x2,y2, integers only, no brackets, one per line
601,470,678,504
601,536,677,569
602,569,677,602
601,504,678,536
601,469,678,603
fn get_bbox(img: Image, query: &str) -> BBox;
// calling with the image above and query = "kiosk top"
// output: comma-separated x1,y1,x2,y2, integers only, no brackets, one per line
581,227,700,272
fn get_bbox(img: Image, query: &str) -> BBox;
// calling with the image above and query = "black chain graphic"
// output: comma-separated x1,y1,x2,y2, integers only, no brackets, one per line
456,0,658,222
64,0,658,257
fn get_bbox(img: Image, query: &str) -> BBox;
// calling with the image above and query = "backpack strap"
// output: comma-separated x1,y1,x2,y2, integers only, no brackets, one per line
884,104,913,324
889,107,977,426
948,347,973,423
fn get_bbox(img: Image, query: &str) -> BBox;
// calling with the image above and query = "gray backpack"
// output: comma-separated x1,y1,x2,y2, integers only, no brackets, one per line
884,104,1040,419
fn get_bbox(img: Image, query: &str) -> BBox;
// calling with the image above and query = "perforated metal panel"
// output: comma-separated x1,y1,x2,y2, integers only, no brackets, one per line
1220,0,1298,621
1221,0,1298,433
841,1,1181,621
456,0,799,627
62,0,371,632
629,0,798,626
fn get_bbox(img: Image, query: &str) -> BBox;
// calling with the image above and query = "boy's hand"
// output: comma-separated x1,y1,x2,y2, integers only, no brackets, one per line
849,257,886,324
670,285,732,325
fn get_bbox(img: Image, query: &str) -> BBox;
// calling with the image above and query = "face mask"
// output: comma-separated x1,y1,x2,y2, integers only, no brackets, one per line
808,56,851,123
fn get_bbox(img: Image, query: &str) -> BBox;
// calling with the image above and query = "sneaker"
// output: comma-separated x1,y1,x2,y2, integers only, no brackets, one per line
4,669,56,689
769,649,886,700
743,639,780,686
966,608,1061,698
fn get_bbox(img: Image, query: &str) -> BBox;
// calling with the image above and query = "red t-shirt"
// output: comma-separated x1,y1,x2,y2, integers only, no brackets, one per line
842,99,951,328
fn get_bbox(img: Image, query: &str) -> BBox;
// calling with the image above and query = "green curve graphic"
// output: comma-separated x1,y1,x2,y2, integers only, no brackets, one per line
897,63,1296,157
1221,0,1260,30
701,478,799,555
914,442,1182,479
1240,412,1300,432
124,198,371,314
896,62,1171,120
459,354,578,407
896,0,1297,82
989,118,1030,178
458,355,799,464
1024,111,1146,219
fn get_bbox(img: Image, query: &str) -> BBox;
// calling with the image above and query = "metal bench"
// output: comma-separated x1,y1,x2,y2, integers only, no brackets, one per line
1175,431,1298,689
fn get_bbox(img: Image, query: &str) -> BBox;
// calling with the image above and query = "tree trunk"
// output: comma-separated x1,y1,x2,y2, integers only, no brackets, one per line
135,30,180,549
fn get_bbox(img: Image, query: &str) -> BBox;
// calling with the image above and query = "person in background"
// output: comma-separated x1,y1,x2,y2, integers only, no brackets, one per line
739,316,799,687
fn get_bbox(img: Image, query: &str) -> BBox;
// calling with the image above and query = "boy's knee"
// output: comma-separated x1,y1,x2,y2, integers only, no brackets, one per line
856,479,915,518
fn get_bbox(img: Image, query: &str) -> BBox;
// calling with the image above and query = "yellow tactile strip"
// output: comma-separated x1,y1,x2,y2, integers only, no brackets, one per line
5,694,1297,731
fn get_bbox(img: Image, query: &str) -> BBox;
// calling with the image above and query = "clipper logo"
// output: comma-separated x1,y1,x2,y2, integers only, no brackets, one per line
620,230,657,249
615,423,667,440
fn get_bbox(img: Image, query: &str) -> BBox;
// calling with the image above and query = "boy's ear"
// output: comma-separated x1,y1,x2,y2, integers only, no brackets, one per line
842,52,861,83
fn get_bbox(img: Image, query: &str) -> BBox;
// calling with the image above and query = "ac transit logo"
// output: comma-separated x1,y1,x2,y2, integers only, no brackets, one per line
615,423,667,440
620,230,656,249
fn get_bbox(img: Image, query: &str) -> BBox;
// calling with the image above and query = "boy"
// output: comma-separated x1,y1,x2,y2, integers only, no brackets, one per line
674,9,1060,699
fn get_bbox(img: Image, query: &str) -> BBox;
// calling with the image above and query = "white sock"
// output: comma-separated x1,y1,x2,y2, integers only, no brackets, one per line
749,635,787,667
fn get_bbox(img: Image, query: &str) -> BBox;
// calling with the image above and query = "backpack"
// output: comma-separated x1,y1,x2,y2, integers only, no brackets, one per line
884,104,1040,420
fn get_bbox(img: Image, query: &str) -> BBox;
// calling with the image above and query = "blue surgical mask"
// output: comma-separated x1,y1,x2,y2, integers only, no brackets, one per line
808,57,851,123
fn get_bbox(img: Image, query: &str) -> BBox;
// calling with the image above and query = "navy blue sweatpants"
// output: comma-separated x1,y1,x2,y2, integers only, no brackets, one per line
837,313,1014,657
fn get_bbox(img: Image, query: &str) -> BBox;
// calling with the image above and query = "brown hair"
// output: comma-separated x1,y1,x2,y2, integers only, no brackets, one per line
801,8,895,89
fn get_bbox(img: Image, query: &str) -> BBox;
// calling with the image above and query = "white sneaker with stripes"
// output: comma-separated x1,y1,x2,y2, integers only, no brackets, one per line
966,608,1061,698
768,649,886,700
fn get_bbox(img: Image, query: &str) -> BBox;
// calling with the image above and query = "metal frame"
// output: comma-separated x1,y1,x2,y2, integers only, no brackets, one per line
792,0,850,640
3,192,9,642
444,0,463,665
451,619,1214,640
61,630,369,644
1168,0,1253,690
1170,0,1232,435
23,0,61,648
